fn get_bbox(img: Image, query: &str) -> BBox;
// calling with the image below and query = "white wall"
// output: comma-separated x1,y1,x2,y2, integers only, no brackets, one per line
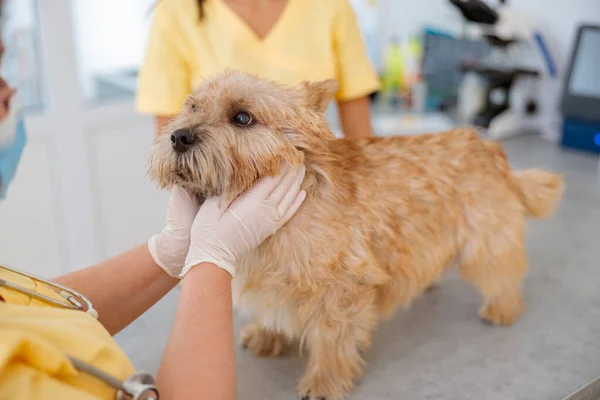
379,0,462,43
70,0,153,98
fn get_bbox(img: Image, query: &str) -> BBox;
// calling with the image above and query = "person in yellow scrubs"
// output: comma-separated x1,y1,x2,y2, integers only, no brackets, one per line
137,0,381,138
0,9,307,397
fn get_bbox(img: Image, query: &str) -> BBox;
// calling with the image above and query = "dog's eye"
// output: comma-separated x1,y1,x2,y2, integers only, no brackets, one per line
191,104,198,113
232,111,253,127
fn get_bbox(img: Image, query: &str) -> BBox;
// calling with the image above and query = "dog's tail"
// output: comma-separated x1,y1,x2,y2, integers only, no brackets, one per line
510,169,565,219
484,141,565,219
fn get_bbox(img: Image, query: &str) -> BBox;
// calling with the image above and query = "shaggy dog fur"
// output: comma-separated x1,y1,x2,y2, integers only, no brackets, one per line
148,71,564,399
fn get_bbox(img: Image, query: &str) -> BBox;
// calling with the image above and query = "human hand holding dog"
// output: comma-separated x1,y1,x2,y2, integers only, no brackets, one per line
148,186,201,277
182,163,307,278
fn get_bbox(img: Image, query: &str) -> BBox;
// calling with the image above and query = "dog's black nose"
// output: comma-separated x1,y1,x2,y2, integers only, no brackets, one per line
171,128,196,153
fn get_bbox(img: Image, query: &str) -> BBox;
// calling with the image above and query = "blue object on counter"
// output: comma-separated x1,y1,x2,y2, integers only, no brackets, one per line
561,118,600,154
533,32,558,78
0,117,27,199
423,26,455,38
559,25,600,154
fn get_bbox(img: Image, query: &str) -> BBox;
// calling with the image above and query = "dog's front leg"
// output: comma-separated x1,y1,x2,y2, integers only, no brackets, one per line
297,306,376,400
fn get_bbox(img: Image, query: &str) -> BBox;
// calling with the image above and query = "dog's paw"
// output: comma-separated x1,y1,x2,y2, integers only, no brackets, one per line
300,395,327,400
425,281,439,292
298,389,328,400
297,375,349,400
240,323,286,357
479,296,524,327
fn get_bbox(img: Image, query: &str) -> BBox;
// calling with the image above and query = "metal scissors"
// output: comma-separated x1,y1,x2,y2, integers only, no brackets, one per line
0,263,160,399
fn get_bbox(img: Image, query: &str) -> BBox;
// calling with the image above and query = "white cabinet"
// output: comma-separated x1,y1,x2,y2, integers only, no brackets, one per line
89,118,168,259
0,135,63,277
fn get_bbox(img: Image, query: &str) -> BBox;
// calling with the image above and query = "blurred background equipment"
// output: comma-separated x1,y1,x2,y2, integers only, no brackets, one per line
380,36,404,106
449,0,498,25
559,24,600,154
421,28,491,113
451,0,558,141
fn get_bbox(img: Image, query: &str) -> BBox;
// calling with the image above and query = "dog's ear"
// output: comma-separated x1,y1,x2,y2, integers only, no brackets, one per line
296,80,339,113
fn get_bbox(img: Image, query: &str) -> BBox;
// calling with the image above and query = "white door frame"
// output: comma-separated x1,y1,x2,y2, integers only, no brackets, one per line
26,0,146,273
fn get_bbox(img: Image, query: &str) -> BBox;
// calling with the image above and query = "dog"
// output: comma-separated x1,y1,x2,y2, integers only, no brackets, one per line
148,70,564,399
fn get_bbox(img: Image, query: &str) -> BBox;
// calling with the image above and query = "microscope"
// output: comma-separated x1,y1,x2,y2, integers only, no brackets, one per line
450,0,558,140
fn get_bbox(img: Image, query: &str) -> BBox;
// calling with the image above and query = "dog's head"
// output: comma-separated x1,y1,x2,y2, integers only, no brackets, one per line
148,70,338,199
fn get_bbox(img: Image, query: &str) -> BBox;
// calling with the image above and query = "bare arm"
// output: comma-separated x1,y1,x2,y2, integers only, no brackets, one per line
337,96,374,138
156,263,235,400
155,115,174,137
156,167,307,399
54,243,179,335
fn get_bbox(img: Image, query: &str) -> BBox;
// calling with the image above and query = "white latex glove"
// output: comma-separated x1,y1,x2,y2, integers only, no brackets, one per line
182,164,307,278
148,186,200,277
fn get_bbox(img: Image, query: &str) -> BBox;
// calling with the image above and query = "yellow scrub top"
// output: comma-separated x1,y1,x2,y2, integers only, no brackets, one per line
136,0,381,116
0,267,135,400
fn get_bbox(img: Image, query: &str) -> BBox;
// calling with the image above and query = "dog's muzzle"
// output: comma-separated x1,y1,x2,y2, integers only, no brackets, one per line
171,128,196,153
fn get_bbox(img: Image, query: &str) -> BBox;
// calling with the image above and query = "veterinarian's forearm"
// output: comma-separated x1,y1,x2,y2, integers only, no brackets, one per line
337,96,374,138
157,263,236,400
54,243,179,335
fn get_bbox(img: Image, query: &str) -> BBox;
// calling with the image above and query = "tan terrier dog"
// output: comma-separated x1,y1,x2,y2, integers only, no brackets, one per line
148,71,564,399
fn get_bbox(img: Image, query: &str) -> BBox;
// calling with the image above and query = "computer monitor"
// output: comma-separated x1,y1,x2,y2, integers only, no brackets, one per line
421,32,491,110
561,25,600,122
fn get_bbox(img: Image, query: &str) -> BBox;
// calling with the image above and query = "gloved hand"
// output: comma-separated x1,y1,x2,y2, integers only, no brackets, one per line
182,164,306,278
148,186,200,277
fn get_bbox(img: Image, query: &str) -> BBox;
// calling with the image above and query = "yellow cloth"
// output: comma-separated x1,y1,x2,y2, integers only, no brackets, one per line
0,267,135,400
136,0,381,116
